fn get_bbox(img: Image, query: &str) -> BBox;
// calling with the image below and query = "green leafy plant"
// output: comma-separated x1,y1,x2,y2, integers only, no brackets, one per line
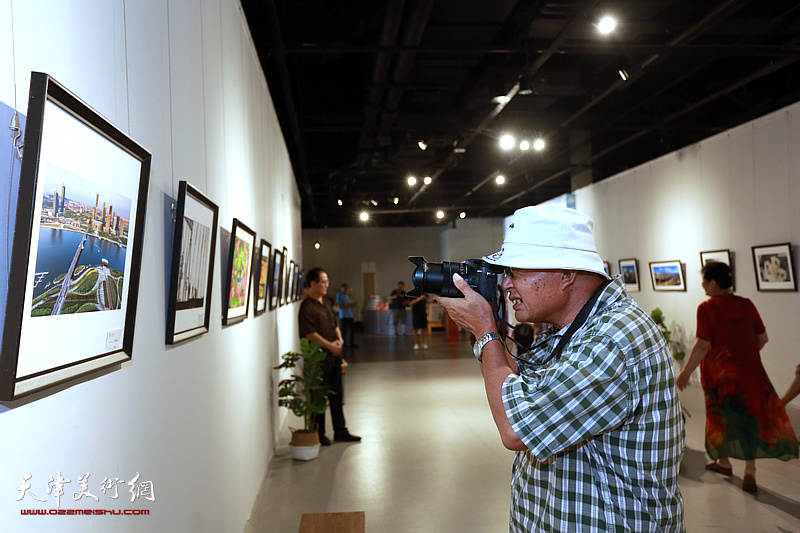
650,308,686,360
274,338,330,433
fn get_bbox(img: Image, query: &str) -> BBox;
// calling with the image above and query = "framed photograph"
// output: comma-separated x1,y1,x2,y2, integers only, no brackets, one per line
752,243,796,291
700,249,734,290
287,259,296,304
281,247,289,306
222,219,256,325
253,239,272,316
603,261,611,277
296,270,305,301
270,247,284,310
649,260,686,291
618,258,640,292
0,72,151,400
166,182,219,344
291,263,300,301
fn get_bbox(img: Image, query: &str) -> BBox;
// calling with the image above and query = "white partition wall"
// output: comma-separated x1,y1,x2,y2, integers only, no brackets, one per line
0,1,301,531
577,101,800,402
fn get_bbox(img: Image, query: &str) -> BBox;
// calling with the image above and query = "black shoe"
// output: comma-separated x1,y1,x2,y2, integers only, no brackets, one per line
334,432,361,443
319,435,332,446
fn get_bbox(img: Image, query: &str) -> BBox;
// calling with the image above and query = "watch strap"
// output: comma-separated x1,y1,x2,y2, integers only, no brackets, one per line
474,332,501,362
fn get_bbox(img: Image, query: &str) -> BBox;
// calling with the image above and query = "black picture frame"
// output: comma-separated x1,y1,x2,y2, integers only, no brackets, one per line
222,219,256,325
296,270,305,301
287,259,296,305
618,258,639,292
270,247,283,310
254,239,271,316
280,247,289,306
699,249,734,291
752,243,796,292
166,181,219,344
649,260,686,292
0,72,151,400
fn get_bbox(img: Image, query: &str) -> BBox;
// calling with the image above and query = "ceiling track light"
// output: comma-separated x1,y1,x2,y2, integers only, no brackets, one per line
417,140,427,150
596,15,617,34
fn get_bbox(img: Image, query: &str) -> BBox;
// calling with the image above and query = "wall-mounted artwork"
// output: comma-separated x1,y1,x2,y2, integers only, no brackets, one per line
649,260,686,291
700,249,734,290
287,259,296,305
254,239,271,316
166,182,218,344
618,258,640,292
296,270,305,301
222,219,256,325
603,261,611,277
270,247,283,310
752,243,796,292
281,247,289,306
0,72,151,400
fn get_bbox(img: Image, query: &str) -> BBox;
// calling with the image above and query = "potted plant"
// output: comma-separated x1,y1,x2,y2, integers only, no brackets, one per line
274,338,330,461
650,307,686,361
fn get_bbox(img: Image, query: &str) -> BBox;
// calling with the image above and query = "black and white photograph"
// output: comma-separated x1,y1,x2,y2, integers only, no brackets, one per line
166,181,219,344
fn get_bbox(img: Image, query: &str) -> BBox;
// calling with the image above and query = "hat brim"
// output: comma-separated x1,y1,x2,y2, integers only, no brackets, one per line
483,243,611,280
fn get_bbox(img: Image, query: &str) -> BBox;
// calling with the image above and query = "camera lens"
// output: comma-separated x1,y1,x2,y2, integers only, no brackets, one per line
408,256,464,298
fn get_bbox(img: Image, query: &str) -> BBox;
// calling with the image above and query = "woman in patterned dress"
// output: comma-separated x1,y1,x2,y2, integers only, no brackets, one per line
676,261,797,493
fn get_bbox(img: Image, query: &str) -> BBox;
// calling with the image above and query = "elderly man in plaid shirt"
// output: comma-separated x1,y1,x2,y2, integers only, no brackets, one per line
438,205,685,532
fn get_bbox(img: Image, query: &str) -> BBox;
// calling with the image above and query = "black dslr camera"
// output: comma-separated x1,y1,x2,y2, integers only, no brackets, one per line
407,256,502,304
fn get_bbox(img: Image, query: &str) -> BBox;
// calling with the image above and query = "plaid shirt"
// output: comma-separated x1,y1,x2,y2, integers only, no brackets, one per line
503,276,685,532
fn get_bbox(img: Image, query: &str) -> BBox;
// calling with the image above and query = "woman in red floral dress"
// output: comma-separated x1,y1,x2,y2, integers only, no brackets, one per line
676,262,797,494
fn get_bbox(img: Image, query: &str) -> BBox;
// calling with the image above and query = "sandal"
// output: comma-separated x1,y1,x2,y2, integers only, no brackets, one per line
705,462,733,476
742,474,758,494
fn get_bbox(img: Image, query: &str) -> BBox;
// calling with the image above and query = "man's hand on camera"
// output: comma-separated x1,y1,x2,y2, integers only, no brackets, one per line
437,273,496,338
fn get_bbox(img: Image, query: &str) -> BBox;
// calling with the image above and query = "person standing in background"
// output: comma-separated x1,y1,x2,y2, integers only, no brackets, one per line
389,281,408,335
299,268,361,445
409,292,429,350
336,282,358,348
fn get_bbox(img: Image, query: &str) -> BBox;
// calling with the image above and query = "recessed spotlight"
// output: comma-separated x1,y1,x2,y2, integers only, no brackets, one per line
417,140,427,150
519,140,530,151
393,197,399,204
533,139,545,151
423,176,432,185
314,242,321,250
436,210,445,219
495,175,505,185
459,212,466,219
370,199,378,206
596,16,616,35
407,176,417,186
499,134,515,151
360,211,369,221
337,199,343,206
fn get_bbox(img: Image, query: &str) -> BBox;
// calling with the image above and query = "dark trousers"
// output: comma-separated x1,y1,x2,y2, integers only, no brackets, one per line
316,361,346,438
340,317,355,346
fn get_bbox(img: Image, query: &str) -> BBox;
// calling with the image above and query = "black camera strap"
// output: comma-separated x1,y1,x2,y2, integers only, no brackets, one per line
547,279,610,362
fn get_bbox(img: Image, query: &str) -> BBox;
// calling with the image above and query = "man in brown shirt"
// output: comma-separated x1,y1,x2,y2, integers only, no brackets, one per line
298,267,361,445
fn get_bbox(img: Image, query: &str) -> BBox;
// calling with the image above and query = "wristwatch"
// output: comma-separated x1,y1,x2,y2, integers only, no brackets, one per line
473,332,501,362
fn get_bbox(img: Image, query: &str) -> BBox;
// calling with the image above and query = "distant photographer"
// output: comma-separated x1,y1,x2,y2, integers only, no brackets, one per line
436,205,685,532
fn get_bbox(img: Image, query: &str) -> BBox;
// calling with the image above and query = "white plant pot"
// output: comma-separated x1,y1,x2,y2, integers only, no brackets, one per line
290,443,320,461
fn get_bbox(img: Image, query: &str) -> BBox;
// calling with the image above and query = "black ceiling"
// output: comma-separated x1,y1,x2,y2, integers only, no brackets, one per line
242,0,800,228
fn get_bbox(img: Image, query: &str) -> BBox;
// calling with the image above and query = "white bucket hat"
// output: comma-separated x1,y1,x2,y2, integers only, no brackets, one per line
482,205,611,280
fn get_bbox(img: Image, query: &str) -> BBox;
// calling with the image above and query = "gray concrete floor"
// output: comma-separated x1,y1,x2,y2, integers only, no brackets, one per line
246,331,800,532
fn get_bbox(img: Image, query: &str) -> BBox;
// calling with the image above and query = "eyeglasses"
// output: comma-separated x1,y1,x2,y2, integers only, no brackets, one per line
503,267,515,279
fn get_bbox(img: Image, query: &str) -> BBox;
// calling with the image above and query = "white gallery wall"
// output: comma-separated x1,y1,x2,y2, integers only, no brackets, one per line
577,101,800,402
0,1,301,532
